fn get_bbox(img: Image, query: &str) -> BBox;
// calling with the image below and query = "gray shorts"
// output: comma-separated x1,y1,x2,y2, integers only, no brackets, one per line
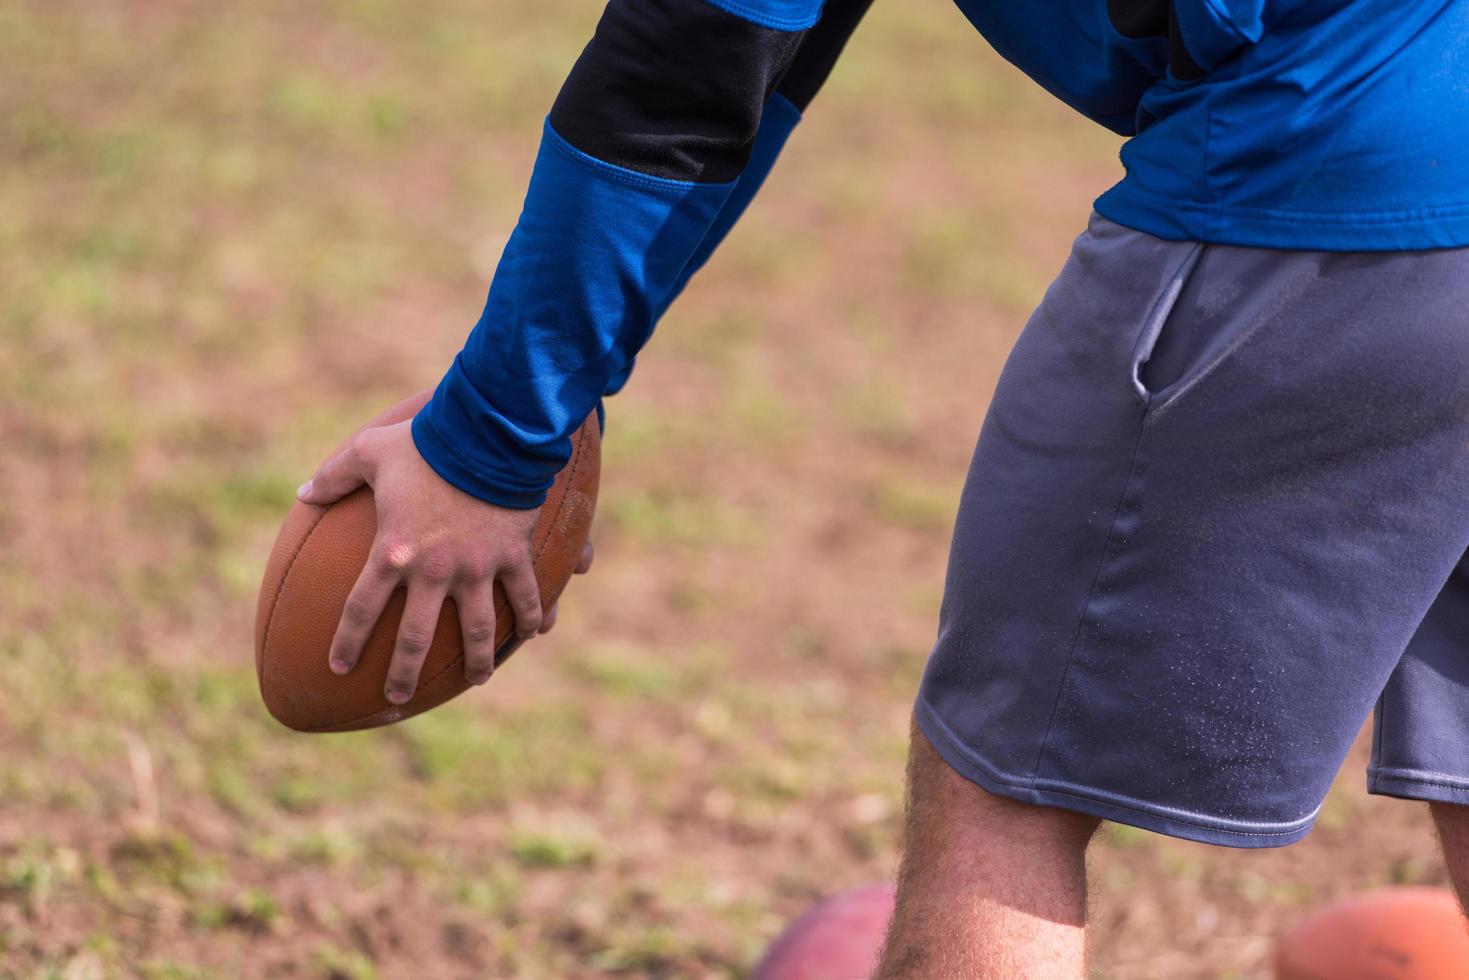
916,213,1469,847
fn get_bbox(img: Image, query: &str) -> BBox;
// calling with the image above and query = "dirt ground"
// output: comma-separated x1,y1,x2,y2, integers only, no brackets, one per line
0,1,1451,977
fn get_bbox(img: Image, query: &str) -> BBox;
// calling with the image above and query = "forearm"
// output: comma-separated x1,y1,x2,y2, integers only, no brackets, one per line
416,0,872,507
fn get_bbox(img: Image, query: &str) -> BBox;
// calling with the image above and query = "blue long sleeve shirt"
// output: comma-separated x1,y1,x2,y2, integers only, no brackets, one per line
415,0,1469,507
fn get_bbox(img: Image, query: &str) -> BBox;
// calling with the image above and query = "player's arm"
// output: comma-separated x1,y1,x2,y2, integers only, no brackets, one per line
298,0,874,705
417,0,876,498
653,0,875,316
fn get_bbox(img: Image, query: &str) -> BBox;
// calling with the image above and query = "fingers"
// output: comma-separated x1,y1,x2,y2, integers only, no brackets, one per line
299,432,376,506
456,580,499,685
332,545,542,697
539,603,559,635
384,578,451,704
328,557,399,676
501,559,544,640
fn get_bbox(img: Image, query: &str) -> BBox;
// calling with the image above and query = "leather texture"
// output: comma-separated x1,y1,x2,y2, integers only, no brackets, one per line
255,412,600,733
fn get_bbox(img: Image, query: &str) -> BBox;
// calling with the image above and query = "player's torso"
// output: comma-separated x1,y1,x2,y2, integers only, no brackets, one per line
951,0,1469,248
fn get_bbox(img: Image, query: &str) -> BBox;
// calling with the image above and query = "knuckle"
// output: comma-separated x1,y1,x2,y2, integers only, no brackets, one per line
396,629,433,656
501,548,534,574
343,431,367,464
463,621,496,645
379,538,414,572
461,554,492,582
514,600,543,635
418,551,455,585
342,597,376,629
514,575,542,604
348,431,372,459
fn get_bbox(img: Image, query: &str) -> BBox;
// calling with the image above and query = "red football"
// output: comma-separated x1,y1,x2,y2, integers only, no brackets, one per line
1275,886,1469,980
752,884,896,980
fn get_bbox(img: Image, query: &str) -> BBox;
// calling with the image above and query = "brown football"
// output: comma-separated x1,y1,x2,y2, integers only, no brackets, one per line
254,409,600,733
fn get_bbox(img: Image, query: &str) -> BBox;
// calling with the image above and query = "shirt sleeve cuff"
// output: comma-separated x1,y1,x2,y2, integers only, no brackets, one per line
411,401,552,510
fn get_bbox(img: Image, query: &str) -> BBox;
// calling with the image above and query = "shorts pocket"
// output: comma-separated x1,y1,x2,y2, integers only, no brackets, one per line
1129,242,1204,408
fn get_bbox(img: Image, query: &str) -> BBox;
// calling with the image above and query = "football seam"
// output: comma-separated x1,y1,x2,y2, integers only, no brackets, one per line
258,503,331,712
304,420,593,732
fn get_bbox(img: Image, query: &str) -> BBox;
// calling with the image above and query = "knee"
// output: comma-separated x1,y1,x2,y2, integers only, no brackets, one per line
905,720,1101,855
1430,801,1469,848
1431,801,1469,827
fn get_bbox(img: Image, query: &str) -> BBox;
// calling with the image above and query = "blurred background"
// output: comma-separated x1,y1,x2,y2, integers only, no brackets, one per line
0,0,1451,977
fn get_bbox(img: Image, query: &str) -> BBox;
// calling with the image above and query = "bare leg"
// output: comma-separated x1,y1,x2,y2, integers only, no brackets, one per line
1430,802,1469,912
876,720,1100,980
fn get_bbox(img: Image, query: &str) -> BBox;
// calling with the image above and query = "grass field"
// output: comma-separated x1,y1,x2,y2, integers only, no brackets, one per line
0,1,1452,977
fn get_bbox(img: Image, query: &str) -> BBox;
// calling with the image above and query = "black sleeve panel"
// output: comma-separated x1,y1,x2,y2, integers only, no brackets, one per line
776,0,875,111
1106,0,1205,80
548,0,806,184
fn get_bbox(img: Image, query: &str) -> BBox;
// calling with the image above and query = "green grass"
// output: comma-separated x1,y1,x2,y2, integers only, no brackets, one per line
509,828,601,870
867,477,961,532
602,488,765,550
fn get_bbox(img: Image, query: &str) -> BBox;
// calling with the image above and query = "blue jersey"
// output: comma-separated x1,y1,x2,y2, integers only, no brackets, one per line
959,0,1469,249
413,0,1469,509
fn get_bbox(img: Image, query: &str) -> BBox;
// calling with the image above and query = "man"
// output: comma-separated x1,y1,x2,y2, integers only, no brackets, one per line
296,0,1469,974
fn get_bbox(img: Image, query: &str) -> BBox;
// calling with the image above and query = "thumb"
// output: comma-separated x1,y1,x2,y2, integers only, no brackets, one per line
298,438,372,506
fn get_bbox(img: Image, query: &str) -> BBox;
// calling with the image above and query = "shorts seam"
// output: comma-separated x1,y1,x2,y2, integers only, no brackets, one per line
1369,765,1469,793
919,696,1317,839
1029,419,1149,783
1371,695,1385,773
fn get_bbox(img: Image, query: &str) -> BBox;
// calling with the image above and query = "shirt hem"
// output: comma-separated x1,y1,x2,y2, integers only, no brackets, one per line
1096,185,1469,252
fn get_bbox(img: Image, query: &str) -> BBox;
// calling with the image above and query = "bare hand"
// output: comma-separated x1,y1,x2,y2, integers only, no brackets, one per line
297,415,569,702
